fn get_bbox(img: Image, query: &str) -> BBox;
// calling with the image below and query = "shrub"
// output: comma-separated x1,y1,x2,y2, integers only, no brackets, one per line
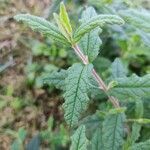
14,2,150,150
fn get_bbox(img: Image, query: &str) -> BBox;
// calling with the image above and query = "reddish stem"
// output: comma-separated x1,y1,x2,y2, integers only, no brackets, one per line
72,44,120,108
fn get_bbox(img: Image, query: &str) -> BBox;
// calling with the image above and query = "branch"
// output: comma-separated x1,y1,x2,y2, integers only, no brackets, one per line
72,44,120,108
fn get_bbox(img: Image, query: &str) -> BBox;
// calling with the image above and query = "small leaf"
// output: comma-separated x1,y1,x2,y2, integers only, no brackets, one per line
59,2,72,34
79,7,102,62
70,125,88,150
42,69,68,90
111,58,127,78
14,14,69,45
74,14,124,42
53,13,71,42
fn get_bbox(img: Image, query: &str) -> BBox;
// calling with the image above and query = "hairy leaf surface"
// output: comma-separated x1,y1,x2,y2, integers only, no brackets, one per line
129,139,150,150
14,14,68,44
119,9,150,33
111,58,127,78
102,113,125,150
63,63,92,127
74,14,124,42
109,74,150,101
91,126,103,150
79,7,102,62
70,125,88,150
42,69,67,90
81,113,103,139
59,2,72,34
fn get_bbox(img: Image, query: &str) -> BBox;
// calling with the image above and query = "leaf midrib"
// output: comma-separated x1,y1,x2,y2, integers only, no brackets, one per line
69,67,85,127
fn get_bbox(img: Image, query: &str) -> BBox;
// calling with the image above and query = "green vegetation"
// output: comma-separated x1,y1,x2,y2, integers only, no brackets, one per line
0,0,150,149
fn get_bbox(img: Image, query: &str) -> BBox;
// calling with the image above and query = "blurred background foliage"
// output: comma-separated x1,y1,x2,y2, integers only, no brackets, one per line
0,0,150,149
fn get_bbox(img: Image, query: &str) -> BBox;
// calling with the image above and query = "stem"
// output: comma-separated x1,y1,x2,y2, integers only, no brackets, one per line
72,44,120,108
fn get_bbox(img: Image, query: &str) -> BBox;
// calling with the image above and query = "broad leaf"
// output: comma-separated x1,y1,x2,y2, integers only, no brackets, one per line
63,63,92,127
42,69,67,90
129,139,150,150
14,14,68,45
109,74,150,101
102,113,125,150
79,7,102,62
70,125,88,150
111,58,127,78
74,14,124,42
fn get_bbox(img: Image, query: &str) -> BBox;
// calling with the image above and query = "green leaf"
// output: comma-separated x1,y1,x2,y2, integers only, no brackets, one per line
59,2,72,34
79,7,102,62
42,69,67,90
80,113,103,139
70,125,88,150
129,139,150,150
123,123,141,150
111,58,127,78
135,100,143,118
109,74,150,101
131,123,141,144
123,100,143,149
74,14,124,42
14,14,68,45
91,127,103,150
102,113,125,150
123,100,143,148
63,63,92,127
53,13,71,42
119,9,150,33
